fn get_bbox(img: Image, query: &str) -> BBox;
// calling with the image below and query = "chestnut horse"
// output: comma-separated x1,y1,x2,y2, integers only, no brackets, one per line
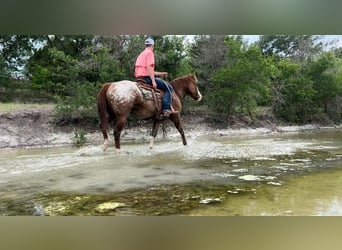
97,74,202,153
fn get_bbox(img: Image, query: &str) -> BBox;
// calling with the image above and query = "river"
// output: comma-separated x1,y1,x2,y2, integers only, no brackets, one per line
0,128,341,215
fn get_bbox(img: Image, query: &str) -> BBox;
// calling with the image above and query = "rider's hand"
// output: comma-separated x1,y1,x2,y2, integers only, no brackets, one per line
152,80,157,89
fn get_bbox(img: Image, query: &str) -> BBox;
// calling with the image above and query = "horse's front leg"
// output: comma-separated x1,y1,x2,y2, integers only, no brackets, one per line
149,119,162,149
169,113,187,145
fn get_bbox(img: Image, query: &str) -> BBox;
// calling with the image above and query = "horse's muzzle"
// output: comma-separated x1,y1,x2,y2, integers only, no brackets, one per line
196,91,202,101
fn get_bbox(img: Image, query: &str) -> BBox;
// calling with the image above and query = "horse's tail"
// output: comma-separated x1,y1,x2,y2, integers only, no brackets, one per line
97,83,112,140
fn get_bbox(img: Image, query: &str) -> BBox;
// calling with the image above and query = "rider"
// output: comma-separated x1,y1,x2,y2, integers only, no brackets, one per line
135,37,178,117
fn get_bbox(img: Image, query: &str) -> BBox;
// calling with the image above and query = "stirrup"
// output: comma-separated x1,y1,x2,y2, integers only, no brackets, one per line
163,110,179,117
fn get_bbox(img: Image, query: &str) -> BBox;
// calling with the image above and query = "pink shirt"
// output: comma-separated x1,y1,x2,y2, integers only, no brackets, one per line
135,48,155,77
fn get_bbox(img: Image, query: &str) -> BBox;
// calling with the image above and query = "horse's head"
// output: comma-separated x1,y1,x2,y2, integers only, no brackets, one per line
187,73,202,101
171,73,202,101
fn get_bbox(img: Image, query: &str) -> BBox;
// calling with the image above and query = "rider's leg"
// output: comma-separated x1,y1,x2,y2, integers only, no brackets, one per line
154,78,173,113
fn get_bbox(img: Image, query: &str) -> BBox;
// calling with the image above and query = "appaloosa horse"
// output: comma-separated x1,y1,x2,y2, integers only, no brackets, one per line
97,73,202,153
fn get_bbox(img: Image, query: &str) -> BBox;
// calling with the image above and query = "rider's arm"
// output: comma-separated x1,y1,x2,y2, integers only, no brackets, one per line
154,71,168,77
147,65,157,88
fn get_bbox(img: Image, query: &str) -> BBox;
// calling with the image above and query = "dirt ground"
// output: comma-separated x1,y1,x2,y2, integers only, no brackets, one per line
0,106,69,148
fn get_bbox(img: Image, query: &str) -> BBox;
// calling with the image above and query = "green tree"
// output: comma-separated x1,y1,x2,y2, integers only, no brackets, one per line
94,35,138,79
153,35,187,79
259,35,322,62
207,36,273,118
78,45,125,83
26,47,81,97
0,35,41,74
189,35,227,85
0,54,11,86
0,54,13,101
0,35,46,101
44,35,94,59
308,52,342,122
271,59,315,123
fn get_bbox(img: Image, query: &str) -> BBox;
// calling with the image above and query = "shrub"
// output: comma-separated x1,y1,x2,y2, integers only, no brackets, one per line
73,130,87,147
53,82,101,126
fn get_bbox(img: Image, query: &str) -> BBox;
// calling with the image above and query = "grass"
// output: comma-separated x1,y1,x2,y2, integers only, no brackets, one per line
0,102,54,113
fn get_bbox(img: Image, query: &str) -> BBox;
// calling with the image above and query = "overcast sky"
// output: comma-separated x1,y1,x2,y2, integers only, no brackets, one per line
244,35,342,49
184,35,342,49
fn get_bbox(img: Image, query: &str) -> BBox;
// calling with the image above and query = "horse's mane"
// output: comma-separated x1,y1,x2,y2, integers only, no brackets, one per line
171,73,195,84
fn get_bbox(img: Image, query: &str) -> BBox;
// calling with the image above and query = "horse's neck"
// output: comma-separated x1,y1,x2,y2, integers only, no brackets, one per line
171,80,186,98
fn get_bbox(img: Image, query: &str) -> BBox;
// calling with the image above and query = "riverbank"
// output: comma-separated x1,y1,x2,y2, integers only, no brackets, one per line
0,104,340,149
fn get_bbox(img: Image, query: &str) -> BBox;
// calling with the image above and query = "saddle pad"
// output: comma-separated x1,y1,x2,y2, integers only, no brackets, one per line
137,82,163,100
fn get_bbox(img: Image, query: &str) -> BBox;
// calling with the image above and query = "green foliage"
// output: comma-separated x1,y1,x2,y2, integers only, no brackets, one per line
309,52,340,105
270,52,341,123
308,52,342,122
207,37,272,117
53,82,100,125
0,54,11,89
188,35,228,91
153,35,187,79
26,46,81,97
270,59,316,123
73,130,87,147
0,35,41,72
79,45,125,83
259,35,322,62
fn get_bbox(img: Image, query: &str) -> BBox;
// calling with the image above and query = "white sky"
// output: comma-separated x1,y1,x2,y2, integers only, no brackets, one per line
184,35,342,49
244,35,342,49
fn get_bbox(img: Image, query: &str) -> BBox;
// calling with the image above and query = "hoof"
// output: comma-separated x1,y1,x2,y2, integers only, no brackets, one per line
102,139,109,152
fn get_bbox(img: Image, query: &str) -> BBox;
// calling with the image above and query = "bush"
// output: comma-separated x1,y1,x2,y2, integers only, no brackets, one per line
73,129,87,147
53,82,101,126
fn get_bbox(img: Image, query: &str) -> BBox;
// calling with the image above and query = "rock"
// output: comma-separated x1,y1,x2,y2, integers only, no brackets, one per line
33,204,45,216
267,182,282,186
227,190,239,194
238,175,261,181
95,202,126,212
199,198,221,204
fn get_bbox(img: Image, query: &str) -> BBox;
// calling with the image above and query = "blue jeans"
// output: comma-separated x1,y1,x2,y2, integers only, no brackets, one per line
143,77,173,112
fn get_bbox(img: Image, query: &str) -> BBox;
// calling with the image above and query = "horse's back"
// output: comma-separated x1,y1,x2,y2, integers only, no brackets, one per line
107,80,139,99
105,80,143,111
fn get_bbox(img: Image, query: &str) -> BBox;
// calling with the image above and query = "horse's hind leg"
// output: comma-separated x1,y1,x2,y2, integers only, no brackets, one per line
169,114,187,145
100,116,110,152
113,115,127,153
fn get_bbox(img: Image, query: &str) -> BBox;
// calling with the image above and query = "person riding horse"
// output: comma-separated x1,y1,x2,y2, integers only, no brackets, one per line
135,37,178,117
97,73,202,152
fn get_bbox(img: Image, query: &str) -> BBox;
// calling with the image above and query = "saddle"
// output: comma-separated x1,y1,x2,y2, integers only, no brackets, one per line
136,78,164,116
136,78,178,119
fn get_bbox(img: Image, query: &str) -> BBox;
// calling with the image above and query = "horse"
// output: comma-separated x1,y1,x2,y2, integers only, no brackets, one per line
97,73,202,153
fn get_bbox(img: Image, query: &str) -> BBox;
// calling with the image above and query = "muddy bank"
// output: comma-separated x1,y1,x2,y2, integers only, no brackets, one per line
0,107,71,149
0,106,340,149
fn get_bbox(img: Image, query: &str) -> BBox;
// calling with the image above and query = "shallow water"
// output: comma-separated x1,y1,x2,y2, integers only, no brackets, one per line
0,128,341,215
